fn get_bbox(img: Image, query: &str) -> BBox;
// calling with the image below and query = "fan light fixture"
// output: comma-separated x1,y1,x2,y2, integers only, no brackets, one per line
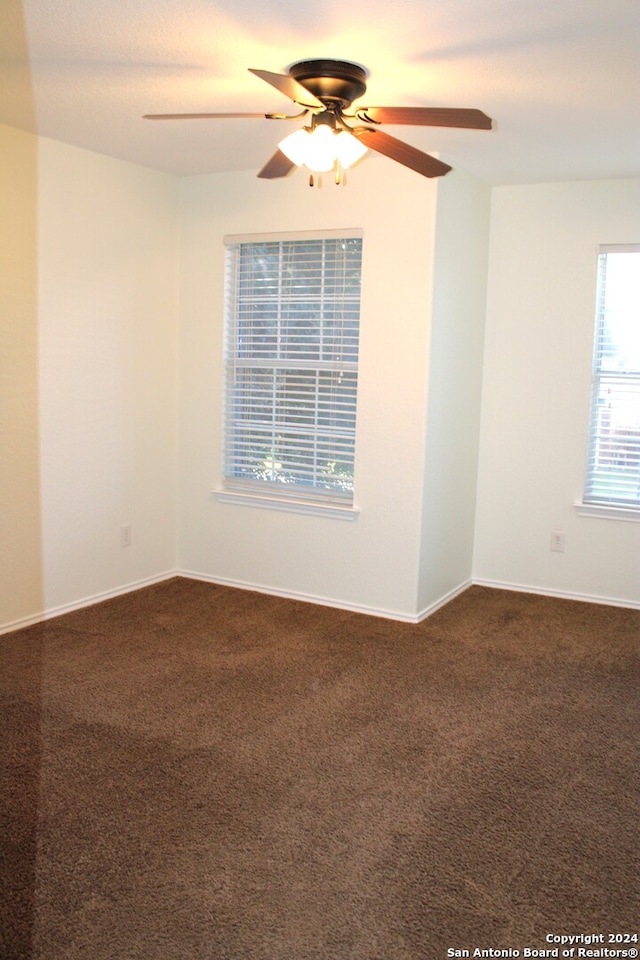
144,59,493,184
279,124,367,173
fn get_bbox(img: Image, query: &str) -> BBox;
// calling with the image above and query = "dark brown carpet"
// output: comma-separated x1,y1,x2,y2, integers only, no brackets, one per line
1,579,638,959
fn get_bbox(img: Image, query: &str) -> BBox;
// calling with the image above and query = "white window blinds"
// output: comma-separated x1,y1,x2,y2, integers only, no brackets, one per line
223,232,363,505
584,245,640,508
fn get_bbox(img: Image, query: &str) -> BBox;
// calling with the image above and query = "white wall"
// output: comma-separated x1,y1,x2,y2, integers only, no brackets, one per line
178,158,442,619
34,138,179,619
418,165,490,614
474,179,640,606
4,122,637,631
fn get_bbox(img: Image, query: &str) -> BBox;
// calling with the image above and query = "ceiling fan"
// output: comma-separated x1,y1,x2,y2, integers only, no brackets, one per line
144,59,492,183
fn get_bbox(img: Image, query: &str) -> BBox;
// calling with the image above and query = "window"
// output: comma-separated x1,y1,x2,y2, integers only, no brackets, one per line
221,231,362,514
583,245,640,512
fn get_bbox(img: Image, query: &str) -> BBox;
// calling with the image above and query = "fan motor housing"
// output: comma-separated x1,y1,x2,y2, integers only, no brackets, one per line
288,59,367,107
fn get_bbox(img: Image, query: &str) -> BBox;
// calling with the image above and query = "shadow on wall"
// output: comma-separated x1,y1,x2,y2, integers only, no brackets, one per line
0,1,43,956
1,2,43,629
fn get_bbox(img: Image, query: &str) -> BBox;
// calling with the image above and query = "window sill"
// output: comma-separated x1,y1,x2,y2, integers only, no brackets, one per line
214,488,360,521
574,501,640,523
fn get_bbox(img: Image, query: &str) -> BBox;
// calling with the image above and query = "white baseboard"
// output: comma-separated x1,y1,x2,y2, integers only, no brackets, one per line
472,577,640,610
0,571,178,637
415,580,473,622
3,571,636,638
179,569,440,623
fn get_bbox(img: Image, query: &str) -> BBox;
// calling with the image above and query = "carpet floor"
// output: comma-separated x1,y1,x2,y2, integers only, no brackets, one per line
1,579,639,959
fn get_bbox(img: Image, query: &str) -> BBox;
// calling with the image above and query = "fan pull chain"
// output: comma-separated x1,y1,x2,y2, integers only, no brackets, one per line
307,169,345,187
307,168,345,187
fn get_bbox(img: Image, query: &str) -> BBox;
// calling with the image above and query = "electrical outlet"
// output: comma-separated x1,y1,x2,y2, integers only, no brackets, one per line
550,530,565,553
120,523,132,548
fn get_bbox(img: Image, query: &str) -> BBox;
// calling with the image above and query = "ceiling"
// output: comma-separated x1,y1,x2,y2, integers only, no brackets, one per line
2,0,639,186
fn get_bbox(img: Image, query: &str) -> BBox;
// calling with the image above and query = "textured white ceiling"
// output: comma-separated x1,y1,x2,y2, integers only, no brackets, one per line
1,0,639,185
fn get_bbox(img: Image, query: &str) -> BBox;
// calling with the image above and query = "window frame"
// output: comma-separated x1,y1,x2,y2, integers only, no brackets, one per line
576,243,640,522
217,229,363,520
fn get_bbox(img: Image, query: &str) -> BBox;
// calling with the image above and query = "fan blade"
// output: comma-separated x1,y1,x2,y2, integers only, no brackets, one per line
144,112,269,120
351,127,452,178
248,68,325,110
257,149,297,179
355,107,492,129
